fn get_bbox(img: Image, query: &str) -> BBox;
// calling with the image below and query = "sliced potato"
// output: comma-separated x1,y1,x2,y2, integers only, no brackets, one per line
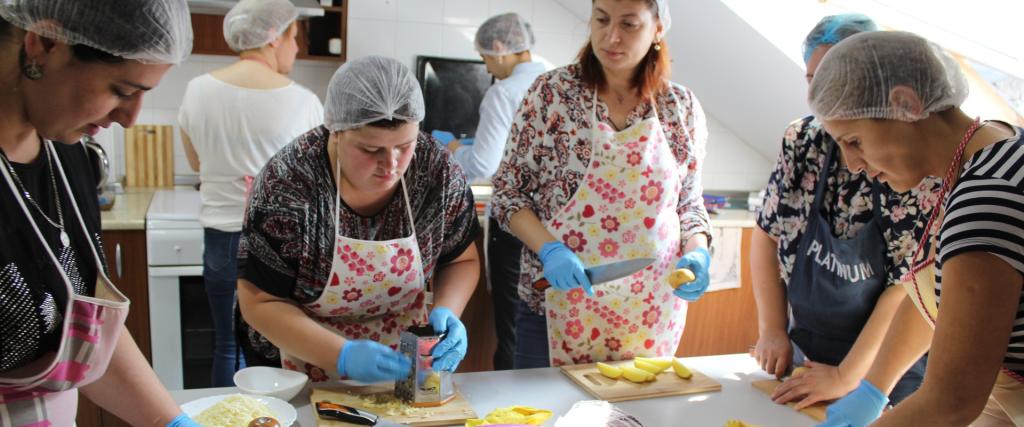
596,362,622,379
790,366,808,378
672,358,693,379
634,357,673,371
621,365,656,383
634,359,668,375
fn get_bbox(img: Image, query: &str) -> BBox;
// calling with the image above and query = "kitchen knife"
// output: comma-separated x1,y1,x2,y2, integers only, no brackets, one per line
532,257,656,290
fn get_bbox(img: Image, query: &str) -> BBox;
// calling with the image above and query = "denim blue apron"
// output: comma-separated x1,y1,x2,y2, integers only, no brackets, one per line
788,142,925,403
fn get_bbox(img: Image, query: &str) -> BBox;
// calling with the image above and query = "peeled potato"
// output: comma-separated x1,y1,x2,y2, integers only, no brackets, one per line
634,359,667,375
668,269,697,289
596,362,622,379
621,365,656,383
634,357,673,371
724,419,758,427
790,366,808,378
672,358,693,379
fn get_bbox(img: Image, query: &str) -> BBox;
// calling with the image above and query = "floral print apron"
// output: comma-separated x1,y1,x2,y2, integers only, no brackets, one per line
539,91,687,366
0,141,129,426
280,175,428,382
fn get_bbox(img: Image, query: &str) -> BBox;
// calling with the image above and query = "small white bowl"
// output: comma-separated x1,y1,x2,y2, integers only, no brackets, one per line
233,367,308,401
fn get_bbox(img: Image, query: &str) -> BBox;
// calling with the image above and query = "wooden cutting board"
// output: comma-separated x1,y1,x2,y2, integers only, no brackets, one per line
310,385,476,426
750,380,827,421
124,125,173,187
560,362,721,402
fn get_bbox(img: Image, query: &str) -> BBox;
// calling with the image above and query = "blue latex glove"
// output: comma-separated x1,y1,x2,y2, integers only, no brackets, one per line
816,380,889,427
337,339,412,383
429,307,468,372
431,130,455,145
460,137,475,146
673,247,711,301
539,241,593,296
166,414,201,427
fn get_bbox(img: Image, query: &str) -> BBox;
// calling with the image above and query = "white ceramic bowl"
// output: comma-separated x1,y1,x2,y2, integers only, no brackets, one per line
233,367,308,401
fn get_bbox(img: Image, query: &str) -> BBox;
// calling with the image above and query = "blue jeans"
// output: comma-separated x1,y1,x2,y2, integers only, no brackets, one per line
203,229,246,386
513,300,550,369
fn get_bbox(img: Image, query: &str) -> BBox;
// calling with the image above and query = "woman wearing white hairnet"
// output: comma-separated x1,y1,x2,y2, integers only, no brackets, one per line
236,56,479,384
447,12,548,371
809,31,1024,426
490,0,711,368
752,14,934,409
0,1,198,425
177,0,323,386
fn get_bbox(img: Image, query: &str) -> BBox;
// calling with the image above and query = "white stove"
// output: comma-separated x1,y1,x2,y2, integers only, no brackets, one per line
146,188,203,390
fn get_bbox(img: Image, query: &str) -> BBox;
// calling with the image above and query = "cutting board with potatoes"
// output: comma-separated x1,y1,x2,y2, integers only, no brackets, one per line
560,358,721,402
750,380,827,421
310,385,476,427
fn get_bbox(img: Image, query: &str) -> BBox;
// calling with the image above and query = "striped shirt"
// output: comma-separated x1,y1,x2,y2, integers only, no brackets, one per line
937,124,1024,375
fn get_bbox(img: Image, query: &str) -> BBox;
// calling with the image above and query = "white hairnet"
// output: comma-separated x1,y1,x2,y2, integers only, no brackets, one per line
809,31,968,122
0,0,192,64
655,0,671,32
324,56,425,132
224,0,298,52
475,13,534,56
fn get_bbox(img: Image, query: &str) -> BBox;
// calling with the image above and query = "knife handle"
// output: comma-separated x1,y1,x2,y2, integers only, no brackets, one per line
667,268,696,289
532,278,552,291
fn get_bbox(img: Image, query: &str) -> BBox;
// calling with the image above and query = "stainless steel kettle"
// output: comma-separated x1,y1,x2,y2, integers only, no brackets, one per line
82,136,109,191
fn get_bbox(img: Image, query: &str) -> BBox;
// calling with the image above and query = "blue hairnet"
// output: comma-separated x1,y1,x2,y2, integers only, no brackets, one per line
802,13,877,63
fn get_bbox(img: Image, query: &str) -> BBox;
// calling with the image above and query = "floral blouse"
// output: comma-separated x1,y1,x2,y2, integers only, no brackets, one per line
490,63,711,314
757,116,943,287
237,126,479,364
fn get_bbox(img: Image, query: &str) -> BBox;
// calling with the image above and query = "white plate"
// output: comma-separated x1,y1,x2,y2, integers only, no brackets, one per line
180,393,297,426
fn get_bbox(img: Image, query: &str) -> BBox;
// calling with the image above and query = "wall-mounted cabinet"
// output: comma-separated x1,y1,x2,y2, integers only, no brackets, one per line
189,3,347,62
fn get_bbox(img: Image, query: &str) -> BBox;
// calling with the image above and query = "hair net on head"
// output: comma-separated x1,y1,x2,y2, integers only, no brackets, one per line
324,56,425,132
474,13,534,56
802,13,877,63
809,31,969,122
224,0,298,52
0,0,192,64
654,0,671,33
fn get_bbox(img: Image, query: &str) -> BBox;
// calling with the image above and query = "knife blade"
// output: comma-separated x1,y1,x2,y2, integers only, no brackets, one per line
532,257,656,290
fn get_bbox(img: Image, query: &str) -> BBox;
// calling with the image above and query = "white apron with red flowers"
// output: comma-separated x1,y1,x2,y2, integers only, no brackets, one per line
0,141,129,426
281,176,428,382
539,91,687,366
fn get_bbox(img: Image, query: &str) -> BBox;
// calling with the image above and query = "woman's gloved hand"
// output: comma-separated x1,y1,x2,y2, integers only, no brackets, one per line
816,379,888,427
167,413,201,427
429,307,468,372
431,130,455,144
673,247,711,301
336,339,412,383
538,241,593,296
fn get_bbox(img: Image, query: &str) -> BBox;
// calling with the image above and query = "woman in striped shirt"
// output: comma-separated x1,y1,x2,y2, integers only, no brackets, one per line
810,32,1024,426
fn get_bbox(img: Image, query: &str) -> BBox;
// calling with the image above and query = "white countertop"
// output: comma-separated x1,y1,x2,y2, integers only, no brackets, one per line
170,354,815,426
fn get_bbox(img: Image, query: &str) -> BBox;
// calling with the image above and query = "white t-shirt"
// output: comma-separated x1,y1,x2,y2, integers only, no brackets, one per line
178,74,324,231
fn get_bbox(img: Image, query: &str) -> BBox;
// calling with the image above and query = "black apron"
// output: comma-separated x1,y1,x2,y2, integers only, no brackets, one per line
788,142,925,403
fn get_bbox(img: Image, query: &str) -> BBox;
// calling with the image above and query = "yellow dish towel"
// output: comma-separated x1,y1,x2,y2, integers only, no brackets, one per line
464,406,554,426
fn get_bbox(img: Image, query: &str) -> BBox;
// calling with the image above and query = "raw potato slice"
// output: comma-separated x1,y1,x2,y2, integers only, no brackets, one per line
596,362,623,379
621,365,656,383
672,358,693,379
724,419,759,427
634,359,667,375
634,357,673,371
668,268,697,288
790,366,808,378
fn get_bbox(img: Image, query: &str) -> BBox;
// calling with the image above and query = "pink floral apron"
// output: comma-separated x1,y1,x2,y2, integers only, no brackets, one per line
0,141,129,426
280,174,428,382
539,90,687,366
899,119,1024,425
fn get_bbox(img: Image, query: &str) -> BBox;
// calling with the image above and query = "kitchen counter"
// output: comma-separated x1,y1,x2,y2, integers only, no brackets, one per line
709,209,757,228
170,353,815,426
100,188,157,230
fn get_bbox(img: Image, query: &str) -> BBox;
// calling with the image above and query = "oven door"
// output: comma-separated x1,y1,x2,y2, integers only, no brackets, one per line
149,265,219,390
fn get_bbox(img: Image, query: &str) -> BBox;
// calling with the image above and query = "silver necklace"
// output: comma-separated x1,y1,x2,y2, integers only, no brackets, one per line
0,143,69,247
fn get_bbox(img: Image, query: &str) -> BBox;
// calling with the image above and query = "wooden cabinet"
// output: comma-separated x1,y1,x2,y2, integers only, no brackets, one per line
190,5,348,62
76,230,150,427
677,228,759,356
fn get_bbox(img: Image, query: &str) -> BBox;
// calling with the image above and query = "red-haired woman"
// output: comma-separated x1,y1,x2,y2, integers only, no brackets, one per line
490,0,712,368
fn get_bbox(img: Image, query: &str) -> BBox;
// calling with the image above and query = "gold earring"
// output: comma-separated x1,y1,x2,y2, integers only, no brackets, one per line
23,59,42,80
